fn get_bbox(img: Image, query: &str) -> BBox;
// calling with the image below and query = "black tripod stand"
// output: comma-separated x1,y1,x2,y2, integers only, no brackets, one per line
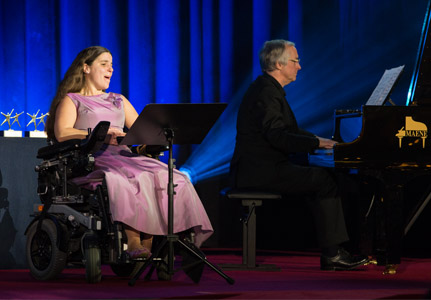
121,103,234,286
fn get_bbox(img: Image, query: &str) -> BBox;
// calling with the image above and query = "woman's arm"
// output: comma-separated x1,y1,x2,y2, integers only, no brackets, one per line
122,95,139,129
54,96,88,142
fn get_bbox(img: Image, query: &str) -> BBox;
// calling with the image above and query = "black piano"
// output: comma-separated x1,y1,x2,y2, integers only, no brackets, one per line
310,2,431,272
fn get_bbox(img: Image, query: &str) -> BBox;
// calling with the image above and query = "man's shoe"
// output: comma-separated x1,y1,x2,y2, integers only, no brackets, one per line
320,248,369,271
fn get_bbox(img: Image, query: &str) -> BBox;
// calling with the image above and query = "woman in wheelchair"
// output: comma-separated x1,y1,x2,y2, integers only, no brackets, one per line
44,46,213,259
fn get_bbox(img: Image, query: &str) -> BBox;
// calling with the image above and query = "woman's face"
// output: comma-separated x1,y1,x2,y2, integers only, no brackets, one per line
84,52,114,92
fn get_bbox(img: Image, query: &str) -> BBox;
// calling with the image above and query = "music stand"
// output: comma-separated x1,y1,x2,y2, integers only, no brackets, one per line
121,103,234,286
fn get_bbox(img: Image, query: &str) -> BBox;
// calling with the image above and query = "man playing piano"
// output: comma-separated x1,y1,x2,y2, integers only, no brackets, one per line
229,39,369,271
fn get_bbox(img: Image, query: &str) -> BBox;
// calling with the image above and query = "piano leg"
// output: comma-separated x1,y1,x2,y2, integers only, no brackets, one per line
373,172,404,274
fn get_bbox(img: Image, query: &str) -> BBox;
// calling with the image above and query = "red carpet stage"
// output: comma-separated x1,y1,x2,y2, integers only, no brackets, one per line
1,250,430,299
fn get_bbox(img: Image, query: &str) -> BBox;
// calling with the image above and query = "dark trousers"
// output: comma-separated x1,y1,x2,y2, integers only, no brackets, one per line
250,163,350,248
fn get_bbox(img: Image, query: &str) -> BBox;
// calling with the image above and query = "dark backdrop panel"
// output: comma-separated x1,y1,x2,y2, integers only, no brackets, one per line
0,138,46,269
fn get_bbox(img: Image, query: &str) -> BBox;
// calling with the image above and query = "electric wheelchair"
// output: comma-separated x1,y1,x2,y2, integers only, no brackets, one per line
25,121,171,283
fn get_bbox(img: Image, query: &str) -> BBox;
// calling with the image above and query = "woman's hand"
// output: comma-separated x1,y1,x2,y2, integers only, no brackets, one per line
105,127,126,145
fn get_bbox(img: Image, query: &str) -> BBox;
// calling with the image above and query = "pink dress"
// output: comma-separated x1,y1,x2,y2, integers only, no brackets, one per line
67,92,213,247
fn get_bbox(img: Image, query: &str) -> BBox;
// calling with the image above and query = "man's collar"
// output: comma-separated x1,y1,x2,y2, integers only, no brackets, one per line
263,73,286,96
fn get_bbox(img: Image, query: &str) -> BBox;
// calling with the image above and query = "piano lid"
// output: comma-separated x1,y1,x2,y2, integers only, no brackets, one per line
407,0,431,106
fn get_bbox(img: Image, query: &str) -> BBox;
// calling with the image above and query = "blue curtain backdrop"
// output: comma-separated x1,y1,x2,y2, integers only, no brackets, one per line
0,0,429,182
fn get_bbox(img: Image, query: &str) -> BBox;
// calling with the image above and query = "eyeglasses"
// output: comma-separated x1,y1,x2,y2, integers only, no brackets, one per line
288,58,300,64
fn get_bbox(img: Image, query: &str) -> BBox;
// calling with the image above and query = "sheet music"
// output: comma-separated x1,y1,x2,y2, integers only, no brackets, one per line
365,65,405,106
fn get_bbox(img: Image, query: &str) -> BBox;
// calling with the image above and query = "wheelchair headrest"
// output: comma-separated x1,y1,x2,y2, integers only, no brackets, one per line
37,121,110,160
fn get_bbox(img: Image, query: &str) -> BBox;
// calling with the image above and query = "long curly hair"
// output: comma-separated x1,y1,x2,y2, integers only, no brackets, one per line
45,46,111,139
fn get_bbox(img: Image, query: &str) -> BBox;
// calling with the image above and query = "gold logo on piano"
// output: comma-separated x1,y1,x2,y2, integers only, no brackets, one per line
395,116,427,148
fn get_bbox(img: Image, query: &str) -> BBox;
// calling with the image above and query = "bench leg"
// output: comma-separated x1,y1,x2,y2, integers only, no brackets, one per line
243,202,257,267
220,200,280,271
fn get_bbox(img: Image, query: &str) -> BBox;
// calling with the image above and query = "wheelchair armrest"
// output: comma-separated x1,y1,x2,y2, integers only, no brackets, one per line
79,121,110,154
37,139,82,159
36,121,110,159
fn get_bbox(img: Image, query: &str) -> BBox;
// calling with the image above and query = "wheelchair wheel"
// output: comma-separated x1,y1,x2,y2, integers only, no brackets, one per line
110,262,143,278
84,246,102,283
26,219,67,280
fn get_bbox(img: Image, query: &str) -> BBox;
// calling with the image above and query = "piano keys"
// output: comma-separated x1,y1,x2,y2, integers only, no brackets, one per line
310,106,431,167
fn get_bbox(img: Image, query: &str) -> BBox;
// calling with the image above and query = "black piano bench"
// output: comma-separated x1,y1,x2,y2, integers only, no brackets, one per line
219,187,281,271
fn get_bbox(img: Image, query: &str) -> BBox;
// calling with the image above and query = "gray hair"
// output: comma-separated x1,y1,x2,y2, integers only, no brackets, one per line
259,39,295,72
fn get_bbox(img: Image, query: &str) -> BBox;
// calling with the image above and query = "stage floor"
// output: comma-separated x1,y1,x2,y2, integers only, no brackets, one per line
1,249,430,299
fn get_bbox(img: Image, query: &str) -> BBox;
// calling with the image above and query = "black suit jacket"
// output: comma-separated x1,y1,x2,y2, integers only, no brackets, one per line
230,73,320,188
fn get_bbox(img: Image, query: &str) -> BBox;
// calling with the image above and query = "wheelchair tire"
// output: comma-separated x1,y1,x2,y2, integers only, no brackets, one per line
84,246,102,283
110,262,143,278
26,219,67,280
